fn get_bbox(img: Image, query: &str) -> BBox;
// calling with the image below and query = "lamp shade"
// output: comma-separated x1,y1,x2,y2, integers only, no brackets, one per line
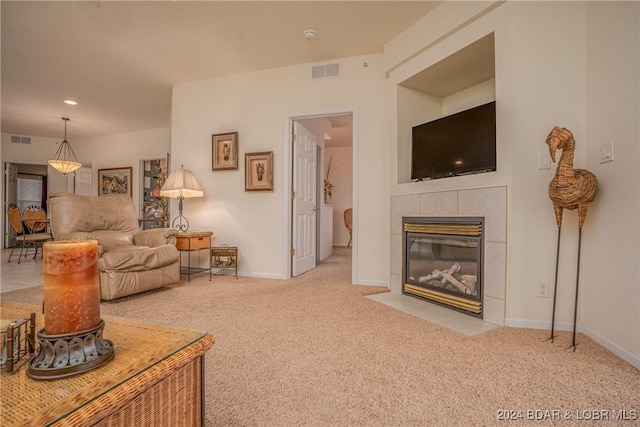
160,166,203,199
49,117,81,175
48,158,82,175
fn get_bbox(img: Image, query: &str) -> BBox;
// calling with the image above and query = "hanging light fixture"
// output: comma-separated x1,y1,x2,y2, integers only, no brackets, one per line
48,117,81,175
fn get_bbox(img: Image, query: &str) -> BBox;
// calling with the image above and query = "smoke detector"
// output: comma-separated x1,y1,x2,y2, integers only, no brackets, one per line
303,29,316,40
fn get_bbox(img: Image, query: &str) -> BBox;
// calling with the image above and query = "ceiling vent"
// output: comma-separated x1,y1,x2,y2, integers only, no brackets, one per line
11,136,31,144
311,63,341,80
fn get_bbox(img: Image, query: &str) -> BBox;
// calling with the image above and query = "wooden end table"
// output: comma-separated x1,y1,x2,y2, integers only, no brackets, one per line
176,231,213,282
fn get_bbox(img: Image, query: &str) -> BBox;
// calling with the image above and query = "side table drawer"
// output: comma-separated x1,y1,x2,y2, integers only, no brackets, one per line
176,232,212,250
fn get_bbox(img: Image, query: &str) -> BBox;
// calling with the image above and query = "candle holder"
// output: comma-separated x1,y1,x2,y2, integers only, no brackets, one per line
26,320,114,380
27,239,115,380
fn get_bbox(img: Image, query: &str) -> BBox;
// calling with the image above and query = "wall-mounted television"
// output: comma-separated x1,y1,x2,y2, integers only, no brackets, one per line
411,101,496,181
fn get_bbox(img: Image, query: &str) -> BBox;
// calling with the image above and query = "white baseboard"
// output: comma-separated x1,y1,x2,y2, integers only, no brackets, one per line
505,317,577,332
506,318,639,370
239,272,284,280
581,324,640,370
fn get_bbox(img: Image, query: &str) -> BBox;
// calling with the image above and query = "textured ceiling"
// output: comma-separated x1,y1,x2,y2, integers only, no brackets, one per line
1,1,440,140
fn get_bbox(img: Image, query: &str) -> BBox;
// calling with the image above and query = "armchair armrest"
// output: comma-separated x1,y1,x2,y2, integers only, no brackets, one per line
134,228,178,247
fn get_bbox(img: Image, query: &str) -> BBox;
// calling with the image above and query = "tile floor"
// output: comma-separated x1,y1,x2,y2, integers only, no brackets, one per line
1,248,44,293
1,248,496,336
366,292,496,336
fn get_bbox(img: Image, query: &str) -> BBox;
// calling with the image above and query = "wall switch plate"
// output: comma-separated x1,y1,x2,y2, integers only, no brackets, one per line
537,281,550,298
538,152,551,170
600,141,614,164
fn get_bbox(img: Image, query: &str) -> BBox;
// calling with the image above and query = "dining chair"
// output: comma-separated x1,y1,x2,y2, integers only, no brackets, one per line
22,205,49,234
7,203,52,263
343,208,353,247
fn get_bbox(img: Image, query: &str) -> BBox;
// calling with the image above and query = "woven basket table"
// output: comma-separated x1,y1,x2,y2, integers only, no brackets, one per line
0,302,214,427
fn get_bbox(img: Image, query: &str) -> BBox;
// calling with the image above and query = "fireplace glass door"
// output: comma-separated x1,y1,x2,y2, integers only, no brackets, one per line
402,217,484,317
406,234,480,298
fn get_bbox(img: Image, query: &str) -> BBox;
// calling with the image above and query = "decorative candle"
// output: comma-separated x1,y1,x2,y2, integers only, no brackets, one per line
43,240,100,335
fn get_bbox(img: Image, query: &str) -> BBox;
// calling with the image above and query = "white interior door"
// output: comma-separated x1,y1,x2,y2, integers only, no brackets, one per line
74,167,92,195
292,121,318,276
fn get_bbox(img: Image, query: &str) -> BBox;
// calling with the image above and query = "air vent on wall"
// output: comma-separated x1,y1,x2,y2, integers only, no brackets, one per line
11,136,31,144
311,62,341,80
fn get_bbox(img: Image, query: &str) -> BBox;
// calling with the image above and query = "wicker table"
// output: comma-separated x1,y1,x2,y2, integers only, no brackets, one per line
0,302,214,427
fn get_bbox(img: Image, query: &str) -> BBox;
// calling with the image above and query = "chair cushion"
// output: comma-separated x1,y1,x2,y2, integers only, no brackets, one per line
98,244,179,272
49,192,139,240
92,230,135,251
17,233,51,243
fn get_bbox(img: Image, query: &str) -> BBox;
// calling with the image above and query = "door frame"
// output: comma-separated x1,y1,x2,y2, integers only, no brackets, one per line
283,106,358,282
3,161,51,249
4,162,19,249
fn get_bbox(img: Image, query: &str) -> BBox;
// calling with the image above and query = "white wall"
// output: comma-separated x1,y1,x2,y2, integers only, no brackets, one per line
75,128,170,213
582,1,640,363
385,1,639,367
171,54,389,283
1,128,171,215
1,134,67,192
501,2,587,324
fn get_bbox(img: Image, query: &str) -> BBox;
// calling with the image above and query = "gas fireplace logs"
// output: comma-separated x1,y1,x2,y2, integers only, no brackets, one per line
412,262,477,295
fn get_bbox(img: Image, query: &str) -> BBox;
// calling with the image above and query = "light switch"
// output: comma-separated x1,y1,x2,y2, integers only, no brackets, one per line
600,141,614,164
538,152,551,170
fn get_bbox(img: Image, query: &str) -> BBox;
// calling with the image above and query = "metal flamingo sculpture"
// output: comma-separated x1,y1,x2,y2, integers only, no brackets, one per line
545,126,597,350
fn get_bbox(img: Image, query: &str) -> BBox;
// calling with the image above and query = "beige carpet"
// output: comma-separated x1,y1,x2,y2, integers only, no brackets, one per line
2,247,638,426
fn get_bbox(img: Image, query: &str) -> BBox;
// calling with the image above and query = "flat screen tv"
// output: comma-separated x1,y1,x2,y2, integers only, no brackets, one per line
411,101,496,181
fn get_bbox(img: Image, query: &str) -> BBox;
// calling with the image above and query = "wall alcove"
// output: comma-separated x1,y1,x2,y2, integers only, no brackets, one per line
396,32,496,184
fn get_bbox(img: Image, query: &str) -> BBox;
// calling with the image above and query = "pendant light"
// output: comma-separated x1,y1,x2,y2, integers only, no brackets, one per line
48,117,81,174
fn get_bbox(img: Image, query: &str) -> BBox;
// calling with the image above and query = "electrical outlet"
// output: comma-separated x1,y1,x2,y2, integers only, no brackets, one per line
537,281,550,298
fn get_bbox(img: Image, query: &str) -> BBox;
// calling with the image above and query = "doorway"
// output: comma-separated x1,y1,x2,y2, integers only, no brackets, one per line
288,109,356,280
3,162,48,248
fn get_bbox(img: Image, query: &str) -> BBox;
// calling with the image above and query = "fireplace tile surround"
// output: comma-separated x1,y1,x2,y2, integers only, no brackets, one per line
390,186,507,326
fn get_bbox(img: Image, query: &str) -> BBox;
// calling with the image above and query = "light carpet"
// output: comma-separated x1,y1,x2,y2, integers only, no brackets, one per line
2,247,638,426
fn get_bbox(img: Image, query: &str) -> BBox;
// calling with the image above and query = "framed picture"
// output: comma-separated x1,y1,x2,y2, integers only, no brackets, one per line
212,132,239,171
245,151,273,191
98,167,133,197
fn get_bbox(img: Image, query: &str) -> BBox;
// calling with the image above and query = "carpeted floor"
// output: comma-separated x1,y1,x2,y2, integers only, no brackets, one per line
2,247,638,426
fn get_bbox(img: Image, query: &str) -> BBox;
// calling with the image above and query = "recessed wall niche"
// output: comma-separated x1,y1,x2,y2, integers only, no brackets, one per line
397,32,496,184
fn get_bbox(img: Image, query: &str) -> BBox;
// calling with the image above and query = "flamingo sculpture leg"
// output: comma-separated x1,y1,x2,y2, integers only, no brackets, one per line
545,126,597,350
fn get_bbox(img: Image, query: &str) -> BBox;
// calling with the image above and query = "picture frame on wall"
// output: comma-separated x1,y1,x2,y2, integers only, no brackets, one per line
98,167,133,197
212,132,239,171
245,151,274,192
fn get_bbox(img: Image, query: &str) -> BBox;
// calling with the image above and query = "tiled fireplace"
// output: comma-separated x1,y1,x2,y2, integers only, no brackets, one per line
391,186,507,326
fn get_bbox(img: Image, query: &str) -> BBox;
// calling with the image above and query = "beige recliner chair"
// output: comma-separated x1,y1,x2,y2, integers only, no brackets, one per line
48,192,180,300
